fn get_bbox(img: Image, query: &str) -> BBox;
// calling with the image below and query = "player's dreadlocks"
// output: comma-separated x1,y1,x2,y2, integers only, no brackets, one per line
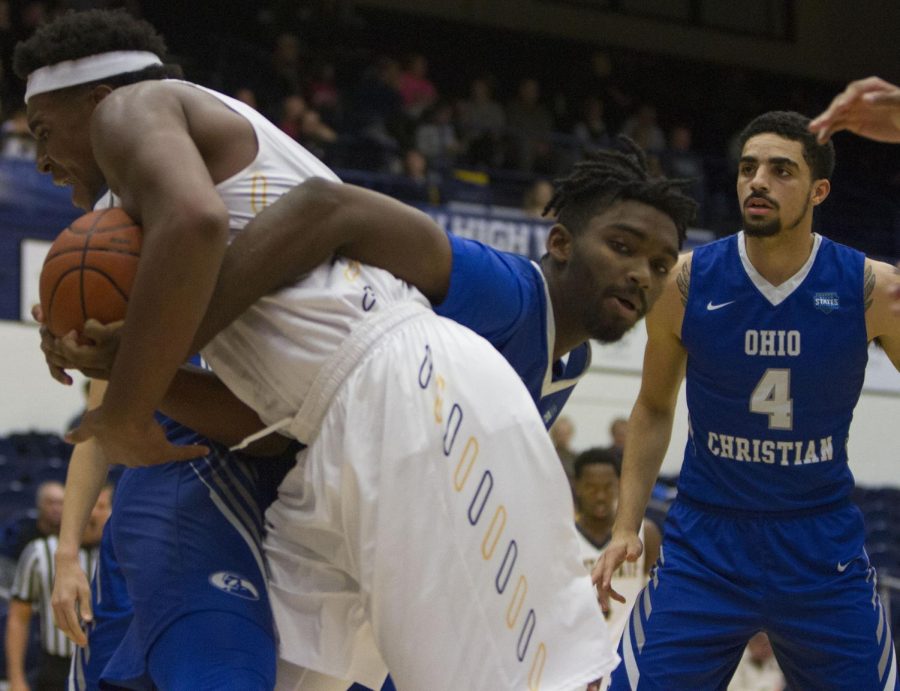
543,137,697,247
13,9,181,85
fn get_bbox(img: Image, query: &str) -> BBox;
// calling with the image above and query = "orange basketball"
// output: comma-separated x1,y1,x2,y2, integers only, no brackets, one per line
39,208,142,338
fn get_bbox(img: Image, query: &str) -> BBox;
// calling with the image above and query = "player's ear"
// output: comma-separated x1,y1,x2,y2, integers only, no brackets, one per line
811,178,831,206
547,223,574,264
90,84,114,105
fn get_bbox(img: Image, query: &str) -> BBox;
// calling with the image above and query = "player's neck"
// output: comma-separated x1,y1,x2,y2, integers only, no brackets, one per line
542,263,585,360
577,513,614,544
743,227,815,287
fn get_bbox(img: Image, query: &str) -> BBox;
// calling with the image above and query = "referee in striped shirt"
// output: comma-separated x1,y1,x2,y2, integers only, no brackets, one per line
5,485,111,691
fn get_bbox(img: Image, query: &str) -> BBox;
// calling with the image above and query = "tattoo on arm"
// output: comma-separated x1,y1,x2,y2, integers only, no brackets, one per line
676,260,691,307
864,264,876,312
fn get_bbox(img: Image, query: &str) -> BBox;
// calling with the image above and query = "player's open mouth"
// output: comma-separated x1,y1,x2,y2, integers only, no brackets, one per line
611,296,638,318
745,197,775,215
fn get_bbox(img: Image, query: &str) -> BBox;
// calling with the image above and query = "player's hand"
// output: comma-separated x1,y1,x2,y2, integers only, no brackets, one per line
32,306,123,383
809,76,900,143
592,531,644,613
66,407,209,467
8,678,30,691
33,304,75,385
52,551,92,646
587,678,604,691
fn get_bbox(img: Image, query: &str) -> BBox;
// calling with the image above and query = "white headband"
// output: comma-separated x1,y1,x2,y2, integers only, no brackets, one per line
25,50,163,103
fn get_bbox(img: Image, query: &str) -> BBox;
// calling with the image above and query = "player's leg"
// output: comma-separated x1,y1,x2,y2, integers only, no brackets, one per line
608,501,760,690
68,506,134,690
102,448,277,688
764,506,898,690
271,311,617,690
147,611,275,691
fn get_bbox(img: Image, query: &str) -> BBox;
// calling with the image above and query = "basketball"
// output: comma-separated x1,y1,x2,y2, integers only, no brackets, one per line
39,208,142,338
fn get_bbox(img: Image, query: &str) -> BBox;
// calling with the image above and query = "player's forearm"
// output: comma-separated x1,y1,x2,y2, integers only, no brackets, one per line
58,439,109,560
103,209,229,421
193,179,450,351
613,400,674,535
193,179,342,351
161,365,289,455
5,602,32,683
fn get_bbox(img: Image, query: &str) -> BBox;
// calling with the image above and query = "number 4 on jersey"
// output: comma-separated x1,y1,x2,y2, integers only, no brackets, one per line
750,368,793,430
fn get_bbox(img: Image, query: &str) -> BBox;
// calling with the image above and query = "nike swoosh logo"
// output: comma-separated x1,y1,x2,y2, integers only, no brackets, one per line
706,300,736,311
837,560,851,572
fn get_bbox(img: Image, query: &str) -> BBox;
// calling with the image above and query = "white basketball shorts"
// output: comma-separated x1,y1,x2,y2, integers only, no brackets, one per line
264,302,618,690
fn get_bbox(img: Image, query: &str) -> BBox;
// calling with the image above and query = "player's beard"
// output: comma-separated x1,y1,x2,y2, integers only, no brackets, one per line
743,192,812,237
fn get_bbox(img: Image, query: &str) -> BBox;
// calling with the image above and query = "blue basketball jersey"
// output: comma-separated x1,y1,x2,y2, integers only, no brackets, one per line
434,233,589,428
679,232,869,512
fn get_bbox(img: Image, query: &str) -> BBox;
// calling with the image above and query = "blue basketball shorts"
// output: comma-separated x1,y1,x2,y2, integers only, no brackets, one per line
609,498,898,690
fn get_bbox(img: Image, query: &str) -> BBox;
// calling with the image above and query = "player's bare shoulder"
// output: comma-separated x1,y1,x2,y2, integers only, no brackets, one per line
648,251,692,339
863,257,900,345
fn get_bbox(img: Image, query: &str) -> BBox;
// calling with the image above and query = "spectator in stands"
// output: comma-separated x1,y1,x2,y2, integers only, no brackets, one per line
607,416,628,469
277,94,308,141
347,56,404,169
620,103,666,154
397,148,439,204
308,61,341,126
5,485,111,691
573,95,611,155
550,415,578,486
661,124,706,223
457,76,506,167
506,77,554,172
398,52,437,121
522,178,554,219
579,50,633,131
299,108,337,161
728,632,786,691
573,447,661,642
1,481,63,560
414,100,458,170
258,32,304,115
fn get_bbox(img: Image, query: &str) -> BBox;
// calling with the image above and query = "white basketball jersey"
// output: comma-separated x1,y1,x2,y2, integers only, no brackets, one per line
174,82,429,432
577,520,648,642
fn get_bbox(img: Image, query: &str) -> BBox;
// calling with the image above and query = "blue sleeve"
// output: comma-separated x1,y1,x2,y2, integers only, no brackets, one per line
434,234,533,345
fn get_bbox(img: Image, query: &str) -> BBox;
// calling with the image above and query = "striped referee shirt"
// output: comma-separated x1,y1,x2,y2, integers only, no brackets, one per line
10,534,99,657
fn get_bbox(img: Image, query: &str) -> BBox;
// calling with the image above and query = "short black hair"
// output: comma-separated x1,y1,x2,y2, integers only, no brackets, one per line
13,9,179,87
737,110,835,180
574,447,620,479
544,137,697,248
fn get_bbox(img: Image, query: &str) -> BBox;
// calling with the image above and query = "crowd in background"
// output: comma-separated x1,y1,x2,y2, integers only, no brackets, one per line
0,0,897,253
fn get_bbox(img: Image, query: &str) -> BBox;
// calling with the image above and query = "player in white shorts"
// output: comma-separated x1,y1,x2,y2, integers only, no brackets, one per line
23,10,617,689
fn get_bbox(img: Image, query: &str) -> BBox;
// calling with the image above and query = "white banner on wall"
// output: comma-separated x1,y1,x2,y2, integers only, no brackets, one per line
20,238,50,323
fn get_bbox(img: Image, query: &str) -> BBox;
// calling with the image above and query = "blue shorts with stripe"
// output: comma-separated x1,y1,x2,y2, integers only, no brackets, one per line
69,439,293,690
610,497,898,691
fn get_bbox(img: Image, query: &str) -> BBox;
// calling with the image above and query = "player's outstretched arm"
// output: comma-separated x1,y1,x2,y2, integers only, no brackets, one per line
592,255,689,610
78,84,230,464
193,179,451,351
809,76,900,143
53,380,108,646
864,259,900,370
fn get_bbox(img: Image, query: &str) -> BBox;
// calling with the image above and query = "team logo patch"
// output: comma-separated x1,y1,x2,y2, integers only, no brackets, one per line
208,571,260,601
814,291,839,314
